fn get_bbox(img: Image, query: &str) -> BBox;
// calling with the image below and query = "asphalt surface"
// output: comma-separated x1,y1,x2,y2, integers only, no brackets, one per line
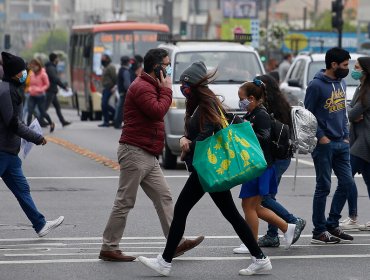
1,109,370,280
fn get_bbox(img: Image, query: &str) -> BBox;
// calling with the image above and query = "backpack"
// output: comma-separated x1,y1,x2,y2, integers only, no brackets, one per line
290,106,318,154
290,105,318,190
269,115,293,160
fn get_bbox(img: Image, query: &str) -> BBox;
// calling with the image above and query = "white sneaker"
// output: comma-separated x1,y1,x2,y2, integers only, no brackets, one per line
339,217,361,231
239,256,272,276
283,223,296,249
37,216,64,237
359,221,370,231
138,254,171,276
233,244,250,254
340,217,351,224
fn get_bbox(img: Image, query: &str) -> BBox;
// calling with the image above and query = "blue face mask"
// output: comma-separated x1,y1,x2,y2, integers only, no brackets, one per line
166,65,172,77
18,70,28,83
238,98,250,111
351,69,363,80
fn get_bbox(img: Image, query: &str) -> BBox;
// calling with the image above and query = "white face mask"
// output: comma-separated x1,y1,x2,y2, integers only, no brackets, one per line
238,98,251,111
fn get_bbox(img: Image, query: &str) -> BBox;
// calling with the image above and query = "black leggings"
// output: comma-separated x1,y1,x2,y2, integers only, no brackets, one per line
162,171,263,263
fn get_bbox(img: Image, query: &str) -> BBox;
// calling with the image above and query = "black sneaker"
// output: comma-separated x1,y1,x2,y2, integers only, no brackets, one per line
328,227,353,243
257,234,280,247
311,231,340,244
292,217,306,244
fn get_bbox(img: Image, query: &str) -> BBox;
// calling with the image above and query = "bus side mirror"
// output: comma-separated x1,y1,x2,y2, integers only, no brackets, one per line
83,46,91,58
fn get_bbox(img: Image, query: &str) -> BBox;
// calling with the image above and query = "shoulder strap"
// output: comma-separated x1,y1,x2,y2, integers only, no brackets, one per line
217,107,229,129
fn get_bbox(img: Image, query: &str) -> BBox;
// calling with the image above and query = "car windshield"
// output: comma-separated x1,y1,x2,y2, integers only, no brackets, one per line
173,51,263,83
307,60,360,86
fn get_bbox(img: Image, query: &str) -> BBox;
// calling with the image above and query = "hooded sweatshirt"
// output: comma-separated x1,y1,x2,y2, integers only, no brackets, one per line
304,70,349,141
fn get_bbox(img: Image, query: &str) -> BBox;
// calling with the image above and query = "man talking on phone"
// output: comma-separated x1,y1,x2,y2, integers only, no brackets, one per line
99,48,204,262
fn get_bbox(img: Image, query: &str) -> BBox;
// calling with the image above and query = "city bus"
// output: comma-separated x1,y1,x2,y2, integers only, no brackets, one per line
69,22,170,120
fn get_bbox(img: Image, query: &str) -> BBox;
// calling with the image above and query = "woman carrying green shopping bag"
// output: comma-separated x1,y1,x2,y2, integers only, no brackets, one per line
138,62,272,276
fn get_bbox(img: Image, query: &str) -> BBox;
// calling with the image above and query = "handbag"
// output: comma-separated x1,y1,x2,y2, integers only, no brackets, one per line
193,109,267,192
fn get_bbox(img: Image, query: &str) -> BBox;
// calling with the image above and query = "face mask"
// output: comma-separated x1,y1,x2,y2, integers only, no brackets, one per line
351,69,363,80
334,67,349,79
180,83,192,98
165,65,172,77
238,98,251,111
101,60,108,67
18,70,27,83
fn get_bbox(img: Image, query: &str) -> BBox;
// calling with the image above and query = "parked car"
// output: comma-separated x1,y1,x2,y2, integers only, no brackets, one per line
280,53,363,106
158,41,265,169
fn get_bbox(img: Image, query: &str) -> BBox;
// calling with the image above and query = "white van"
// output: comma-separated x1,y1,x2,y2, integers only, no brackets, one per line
158,41,265,169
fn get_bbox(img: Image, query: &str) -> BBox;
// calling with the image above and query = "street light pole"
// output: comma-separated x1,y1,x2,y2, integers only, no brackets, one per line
265,0,270,60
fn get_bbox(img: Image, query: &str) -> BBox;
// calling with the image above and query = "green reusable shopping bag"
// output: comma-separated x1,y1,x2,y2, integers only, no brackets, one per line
193,116,267,193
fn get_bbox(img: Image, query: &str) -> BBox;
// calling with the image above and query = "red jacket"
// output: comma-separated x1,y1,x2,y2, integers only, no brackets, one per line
119,72,172,156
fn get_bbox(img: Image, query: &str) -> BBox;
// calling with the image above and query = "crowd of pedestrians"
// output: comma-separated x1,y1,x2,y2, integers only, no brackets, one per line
98,53,143,129
1,46,369,277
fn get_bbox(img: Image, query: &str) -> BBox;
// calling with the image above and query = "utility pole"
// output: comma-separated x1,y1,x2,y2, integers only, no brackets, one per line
313,0,319,23
163,0,173,33
265,0,270,60
303,6,307,30
331,0,344,48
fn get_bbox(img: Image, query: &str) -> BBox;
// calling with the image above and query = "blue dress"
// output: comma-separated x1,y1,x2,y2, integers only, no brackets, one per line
239,166,278,198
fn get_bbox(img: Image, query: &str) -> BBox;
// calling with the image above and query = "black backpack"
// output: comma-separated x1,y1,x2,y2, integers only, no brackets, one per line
269,114,293,160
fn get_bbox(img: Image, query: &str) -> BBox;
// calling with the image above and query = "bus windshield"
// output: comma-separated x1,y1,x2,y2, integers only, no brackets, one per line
93,30,163,75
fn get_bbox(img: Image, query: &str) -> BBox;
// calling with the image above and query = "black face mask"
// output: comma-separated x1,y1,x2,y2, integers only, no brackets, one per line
101,60,109,67
334,67,349,79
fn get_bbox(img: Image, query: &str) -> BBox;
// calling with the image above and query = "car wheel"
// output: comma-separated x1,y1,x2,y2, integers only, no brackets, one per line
162,142,177,169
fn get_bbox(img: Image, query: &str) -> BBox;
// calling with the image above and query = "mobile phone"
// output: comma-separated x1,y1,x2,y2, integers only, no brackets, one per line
154,65,166,80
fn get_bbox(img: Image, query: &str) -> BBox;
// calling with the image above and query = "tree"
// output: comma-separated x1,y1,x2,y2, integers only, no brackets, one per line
310,10,358,32
21,29,68,60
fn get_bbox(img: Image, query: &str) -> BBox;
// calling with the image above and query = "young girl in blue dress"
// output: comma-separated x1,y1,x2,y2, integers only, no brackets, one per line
233,79,296,254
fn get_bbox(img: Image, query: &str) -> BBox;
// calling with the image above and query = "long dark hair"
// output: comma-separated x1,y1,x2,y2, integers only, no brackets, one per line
357,57,370,106
256,74,292,127
185,70,224,131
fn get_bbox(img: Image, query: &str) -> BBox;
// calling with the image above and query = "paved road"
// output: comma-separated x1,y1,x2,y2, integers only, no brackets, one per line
1,109,370,280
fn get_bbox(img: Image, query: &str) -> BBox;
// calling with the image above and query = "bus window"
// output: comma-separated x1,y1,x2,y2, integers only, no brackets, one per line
93,32,134,75
69,34,77,67
133,31,163,56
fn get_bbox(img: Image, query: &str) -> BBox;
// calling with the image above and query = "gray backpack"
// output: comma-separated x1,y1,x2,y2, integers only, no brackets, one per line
291,105,318,190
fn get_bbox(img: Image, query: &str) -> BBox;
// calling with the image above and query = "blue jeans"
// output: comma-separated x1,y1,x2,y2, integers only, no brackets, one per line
346,155,370,217
27,95,52,126
262,158,297,237
0,152,45,232
113,93,125,128
311,141,354,235
101,88,115,125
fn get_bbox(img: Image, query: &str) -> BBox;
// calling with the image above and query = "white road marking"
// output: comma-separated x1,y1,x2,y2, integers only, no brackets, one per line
296,159,315,166
1,235,370,265
1,234,370,242
1,254,370,264
3,173,361,180
2,243,370,253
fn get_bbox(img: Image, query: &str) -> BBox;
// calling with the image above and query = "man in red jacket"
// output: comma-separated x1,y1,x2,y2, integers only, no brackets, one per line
99,48,204,262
